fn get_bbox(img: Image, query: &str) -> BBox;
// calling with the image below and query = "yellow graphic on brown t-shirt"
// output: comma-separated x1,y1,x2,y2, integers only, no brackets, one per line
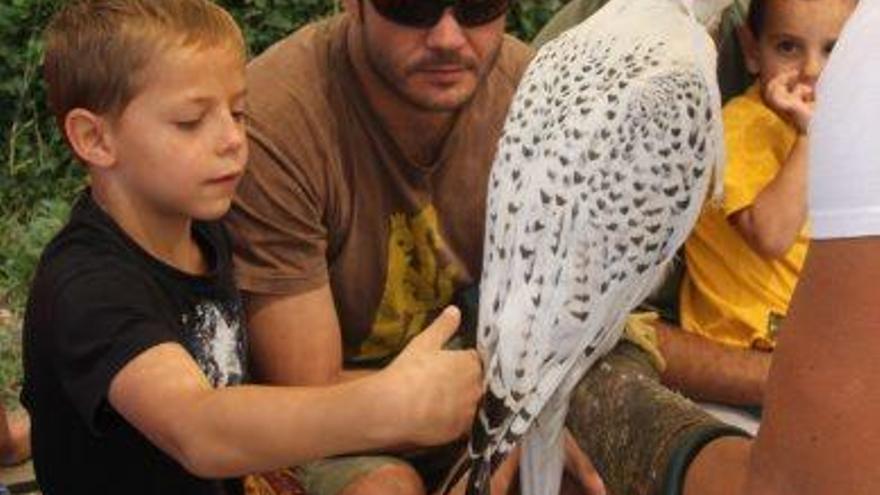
359,205,461,360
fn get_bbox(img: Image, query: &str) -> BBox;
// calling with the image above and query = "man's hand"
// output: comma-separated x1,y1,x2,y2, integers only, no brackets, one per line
385,306,483,447
763,69,815,135
564,428,606,495
443,448,521,495
444,430,605,495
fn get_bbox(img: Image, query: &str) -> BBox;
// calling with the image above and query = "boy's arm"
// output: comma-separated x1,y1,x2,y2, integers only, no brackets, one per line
107,307,481,478
730,70,814,259
729,135,809,259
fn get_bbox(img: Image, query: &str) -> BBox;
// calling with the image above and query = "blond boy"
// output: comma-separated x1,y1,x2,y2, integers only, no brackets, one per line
22,1,481,493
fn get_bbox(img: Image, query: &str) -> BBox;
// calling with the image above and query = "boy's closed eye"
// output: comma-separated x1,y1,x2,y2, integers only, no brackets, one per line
174,116,205,131
171,99,223,131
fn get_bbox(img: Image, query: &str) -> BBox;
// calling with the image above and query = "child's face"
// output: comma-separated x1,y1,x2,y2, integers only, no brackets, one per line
746,0,855,91
107,43,247,221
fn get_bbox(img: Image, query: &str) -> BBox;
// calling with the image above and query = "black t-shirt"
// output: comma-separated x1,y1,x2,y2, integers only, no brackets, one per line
21,192,247,495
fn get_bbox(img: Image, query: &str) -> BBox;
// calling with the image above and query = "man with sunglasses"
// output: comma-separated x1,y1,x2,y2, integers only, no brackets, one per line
226,1,542,494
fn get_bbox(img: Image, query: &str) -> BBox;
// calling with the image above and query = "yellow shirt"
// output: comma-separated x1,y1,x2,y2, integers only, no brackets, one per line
679,84,808,349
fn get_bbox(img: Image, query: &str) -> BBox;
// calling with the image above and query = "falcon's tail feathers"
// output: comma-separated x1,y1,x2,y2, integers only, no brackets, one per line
465,457,492,495
519,398,569,495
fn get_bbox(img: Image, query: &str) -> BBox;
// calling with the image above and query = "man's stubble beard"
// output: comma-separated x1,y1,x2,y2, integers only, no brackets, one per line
360,26,503,113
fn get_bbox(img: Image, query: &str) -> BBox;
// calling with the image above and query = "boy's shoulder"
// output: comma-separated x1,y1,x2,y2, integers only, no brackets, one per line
29,196,157,321
723,84,776,120
722,83,793,145
37,194,137,279
31,193,231,315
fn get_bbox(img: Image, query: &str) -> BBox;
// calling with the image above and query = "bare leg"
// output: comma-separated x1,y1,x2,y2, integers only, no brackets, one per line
0,404,30,466
341,463,426,495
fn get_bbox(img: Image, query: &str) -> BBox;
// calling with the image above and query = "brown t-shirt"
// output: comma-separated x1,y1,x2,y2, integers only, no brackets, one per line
227,15,532,364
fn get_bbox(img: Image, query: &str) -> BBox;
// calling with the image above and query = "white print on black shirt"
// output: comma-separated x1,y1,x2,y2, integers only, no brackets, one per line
181,301,246,387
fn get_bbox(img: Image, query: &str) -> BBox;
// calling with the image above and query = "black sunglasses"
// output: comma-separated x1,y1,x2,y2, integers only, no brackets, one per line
368,0,510,28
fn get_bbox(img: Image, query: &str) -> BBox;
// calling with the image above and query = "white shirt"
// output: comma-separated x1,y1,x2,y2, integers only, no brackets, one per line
809,0,880,239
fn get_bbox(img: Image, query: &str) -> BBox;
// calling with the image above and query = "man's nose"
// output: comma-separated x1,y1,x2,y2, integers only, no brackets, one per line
425,8,467,52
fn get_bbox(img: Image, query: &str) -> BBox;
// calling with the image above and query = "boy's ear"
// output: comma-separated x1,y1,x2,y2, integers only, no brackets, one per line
736,25,761,75
64,109,117,169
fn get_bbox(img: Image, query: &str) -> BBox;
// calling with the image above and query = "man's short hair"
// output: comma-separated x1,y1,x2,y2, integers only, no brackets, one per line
43,0,246,127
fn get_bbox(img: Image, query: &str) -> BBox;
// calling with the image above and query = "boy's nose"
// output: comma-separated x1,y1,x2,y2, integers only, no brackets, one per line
801,53,824,84
425,8,467,52
218,114,246,156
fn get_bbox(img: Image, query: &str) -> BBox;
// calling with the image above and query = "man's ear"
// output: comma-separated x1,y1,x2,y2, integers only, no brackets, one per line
64,109,117,169
736,25,761,75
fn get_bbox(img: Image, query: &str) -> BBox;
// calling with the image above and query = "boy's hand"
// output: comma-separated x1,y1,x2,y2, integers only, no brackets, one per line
386,306,483,446
763,69,815,135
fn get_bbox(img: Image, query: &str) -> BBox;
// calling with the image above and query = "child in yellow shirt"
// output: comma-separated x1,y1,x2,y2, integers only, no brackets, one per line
680,0,856,350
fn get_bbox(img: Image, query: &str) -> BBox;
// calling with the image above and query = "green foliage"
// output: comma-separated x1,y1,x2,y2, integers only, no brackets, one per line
0,0,77,324
0,198,69,310
224,0,342,55
509,0,567,41
0,316,24,407
1,0,78,215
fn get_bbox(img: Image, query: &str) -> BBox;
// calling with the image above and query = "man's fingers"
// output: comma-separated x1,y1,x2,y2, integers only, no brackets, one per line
564,428,607,495
411,306,462,351
442,469,468,495
491,447,521,495
575,470,608,495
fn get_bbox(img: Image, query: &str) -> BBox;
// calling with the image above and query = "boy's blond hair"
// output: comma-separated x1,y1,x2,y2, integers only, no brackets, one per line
43,0,245,128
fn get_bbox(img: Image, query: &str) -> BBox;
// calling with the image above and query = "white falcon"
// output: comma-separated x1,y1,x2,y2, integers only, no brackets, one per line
459,0,737,494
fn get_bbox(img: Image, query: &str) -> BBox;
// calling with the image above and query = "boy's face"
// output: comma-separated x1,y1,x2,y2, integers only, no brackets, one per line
107,44,247,221
745,0,856,91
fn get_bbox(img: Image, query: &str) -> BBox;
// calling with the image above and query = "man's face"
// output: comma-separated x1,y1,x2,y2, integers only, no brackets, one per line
354,0,506,112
